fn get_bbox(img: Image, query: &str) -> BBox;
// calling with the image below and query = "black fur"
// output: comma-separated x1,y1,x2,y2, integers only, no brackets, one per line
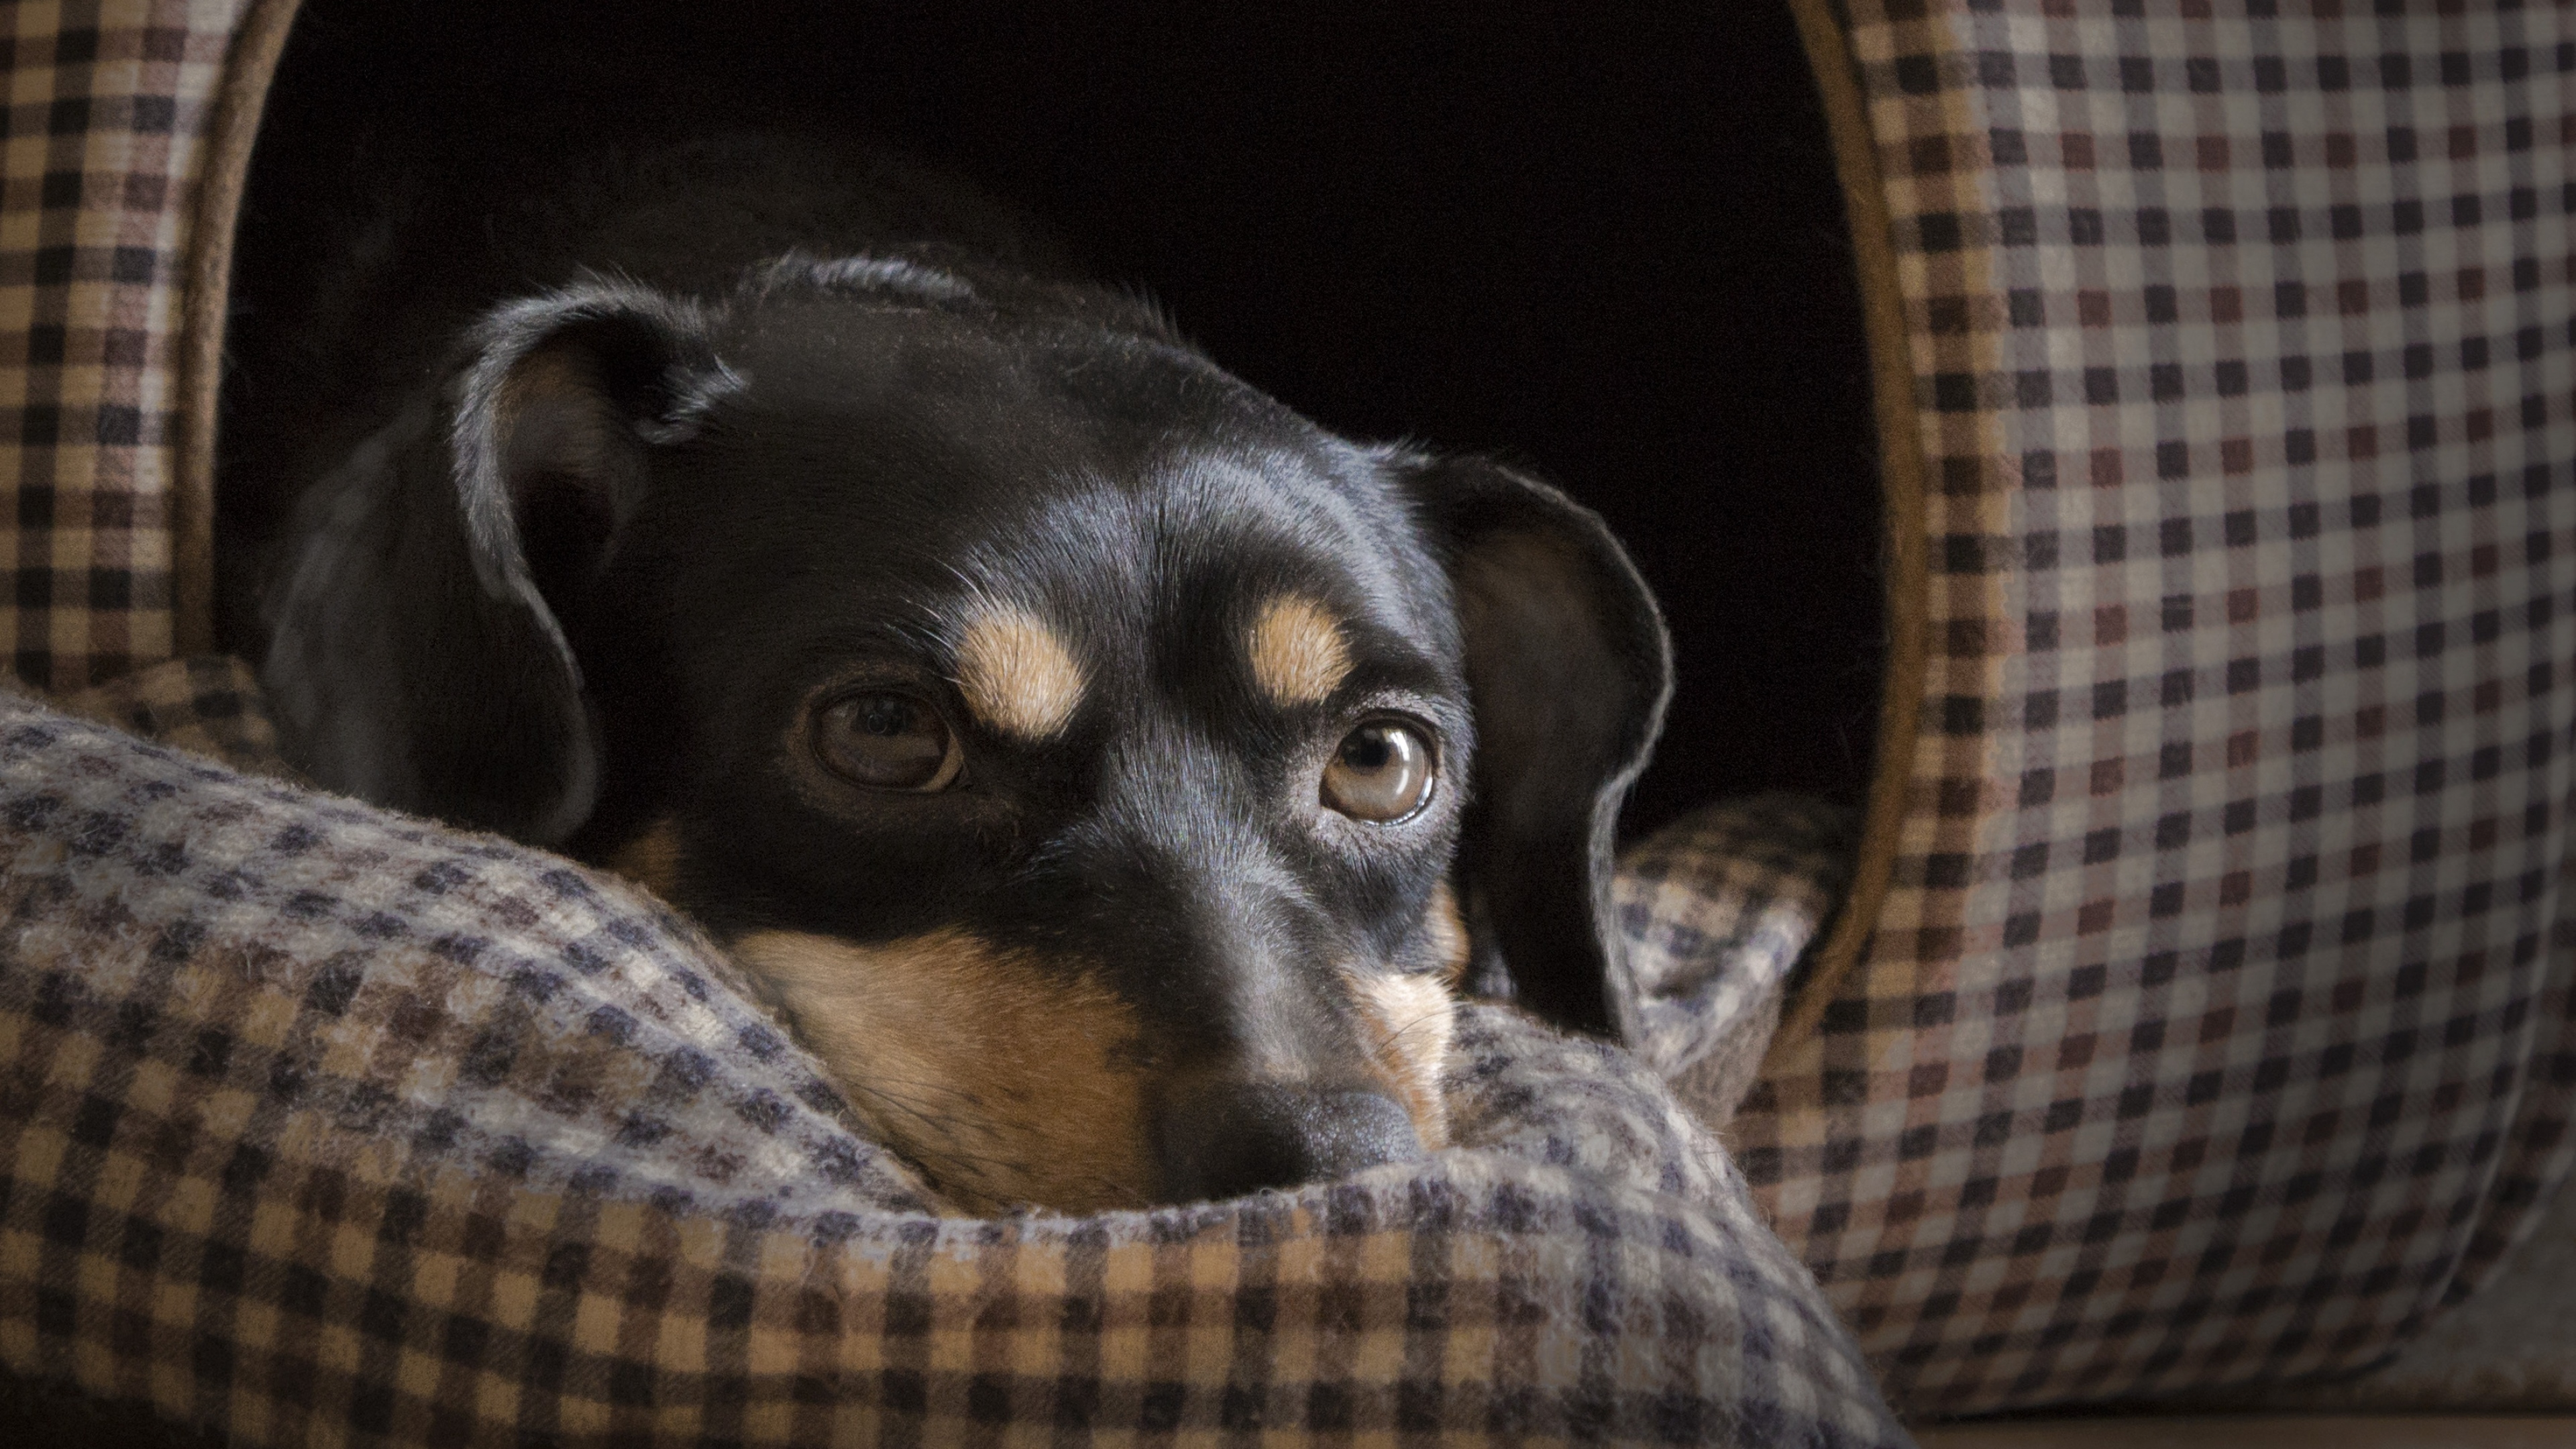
233,131,1670,1203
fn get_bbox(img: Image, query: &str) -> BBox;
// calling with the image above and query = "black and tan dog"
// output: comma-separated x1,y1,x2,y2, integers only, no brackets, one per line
233,133,1669,1214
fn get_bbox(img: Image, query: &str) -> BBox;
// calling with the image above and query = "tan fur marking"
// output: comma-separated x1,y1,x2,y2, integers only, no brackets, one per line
496,343,619,480
1356,971,1456,1150
1246,595,1352,706
729,929,1150,1213
601,818,684,900
954,607,1085,741
498,343,592,415
1425,880,1472,985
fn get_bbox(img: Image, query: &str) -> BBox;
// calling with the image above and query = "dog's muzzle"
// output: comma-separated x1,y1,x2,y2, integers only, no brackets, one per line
1153,1084,1424,1203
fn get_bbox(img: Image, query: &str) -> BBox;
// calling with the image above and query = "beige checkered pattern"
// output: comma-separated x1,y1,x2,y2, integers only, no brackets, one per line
56,649,290,773
0,0,244,692
1745,0,2576,1416
1619,794,1860,1136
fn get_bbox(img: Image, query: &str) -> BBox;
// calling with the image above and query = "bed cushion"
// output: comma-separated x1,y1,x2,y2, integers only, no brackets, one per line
1614,792,1859,1136
0,669,1908,1446
1737,0,2576,1415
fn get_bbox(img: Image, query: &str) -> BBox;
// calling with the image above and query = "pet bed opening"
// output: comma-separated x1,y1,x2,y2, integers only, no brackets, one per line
216,0,1884,841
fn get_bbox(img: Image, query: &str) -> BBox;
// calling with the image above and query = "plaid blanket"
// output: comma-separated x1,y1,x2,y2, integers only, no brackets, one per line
0,668,1908,1446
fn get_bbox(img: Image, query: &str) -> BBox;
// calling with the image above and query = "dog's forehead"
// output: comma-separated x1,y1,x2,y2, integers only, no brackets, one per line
949,446,1433,630
687,301,1458,698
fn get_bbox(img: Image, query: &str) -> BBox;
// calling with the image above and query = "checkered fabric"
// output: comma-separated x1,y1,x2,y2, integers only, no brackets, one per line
1743,0,2576,1416
1617,794,1860,1137
0,0,251,693
56,650,292,775
0,684,1909,1447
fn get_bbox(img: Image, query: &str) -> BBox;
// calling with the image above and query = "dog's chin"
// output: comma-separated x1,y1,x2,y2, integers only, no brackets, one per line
722,928,1460,1214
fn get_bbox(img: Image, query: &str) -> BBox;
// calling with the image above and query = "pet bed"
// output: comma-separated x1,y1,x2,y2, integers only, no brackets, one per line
1731,3,2576,1417
3,0,2575,1440
1,661,1902,1444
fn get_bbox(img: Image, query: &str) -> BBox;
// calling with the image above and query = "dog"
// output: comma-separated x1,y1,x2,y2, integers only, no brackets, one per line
233,131,1670,1214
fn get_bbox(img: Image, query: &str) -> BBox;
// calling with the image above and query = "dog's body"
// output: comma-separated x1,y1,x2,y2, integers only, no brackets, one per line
229,131,1668,1213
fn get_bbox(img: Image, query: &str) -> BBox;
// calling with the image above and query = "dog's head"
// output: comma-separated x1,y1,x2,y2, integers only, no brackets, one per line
266,256,1668,1213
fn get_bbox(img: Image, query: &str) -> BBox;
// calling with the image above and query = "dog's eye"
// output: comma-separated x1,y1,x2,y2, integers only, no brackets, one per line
814,692,963,792
1322,720,1434,822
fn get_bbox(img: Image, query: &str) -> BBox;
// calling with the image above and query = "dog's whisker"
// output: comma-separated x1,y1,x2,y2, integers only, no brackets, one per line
828,1081,994,1137
1379,1006,1454,1049
839,1080,987,1124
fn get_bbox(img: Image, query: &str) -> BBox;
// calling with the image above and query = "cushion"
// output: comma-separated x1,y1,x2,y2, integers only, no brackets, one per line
1615,792,1858,1136
0,670,1908,1446
1737,0,2576,1415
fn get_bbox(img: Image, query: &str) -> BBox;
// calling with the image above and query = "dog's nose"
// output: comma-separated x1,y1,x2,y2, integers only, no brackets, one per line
1153,1085,1424,1203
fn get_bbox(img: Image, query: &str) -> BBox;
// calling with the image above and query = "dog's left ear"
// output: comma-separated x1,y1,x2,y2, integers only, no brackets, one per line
1400,454,1672,1040
451,288,733,621
263,284,732,845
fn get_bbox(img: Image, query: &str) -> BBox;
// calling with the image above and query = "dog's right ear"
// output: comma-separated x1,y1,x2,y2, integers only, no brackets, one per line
262,284,734,845
1398,453,1672,1042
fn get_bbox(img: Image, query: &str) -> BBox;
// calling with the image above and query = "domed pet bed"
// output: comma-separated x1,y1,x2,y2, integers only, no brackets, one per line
0,1,2571,1444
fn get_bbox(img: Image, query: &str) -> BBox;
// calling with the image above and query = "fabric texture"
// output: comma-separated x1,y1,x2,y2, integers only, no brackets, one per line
2201,1163,2576,1413
0,683,1910,1447
58,651,292,776
0,0,251,690
1747,0,2576,1416
1618,794,1862,1136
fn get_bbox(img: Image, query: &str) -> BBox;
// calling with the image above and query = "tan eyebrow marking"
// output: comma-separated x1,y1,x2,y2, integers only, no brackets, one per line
1246,595,1352,706
955,606,1085,741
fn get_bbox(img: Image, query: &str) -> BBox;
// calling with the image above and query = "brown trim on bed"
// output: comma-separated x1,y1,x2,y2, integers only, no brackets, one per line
1770,0,1931,1055
172,0,303,655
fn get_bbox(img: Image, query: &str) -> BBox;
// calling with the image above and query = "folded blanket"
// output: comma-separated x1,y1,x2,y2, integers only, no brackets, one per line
1615,794,1857,1136
0,668,1906,1446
